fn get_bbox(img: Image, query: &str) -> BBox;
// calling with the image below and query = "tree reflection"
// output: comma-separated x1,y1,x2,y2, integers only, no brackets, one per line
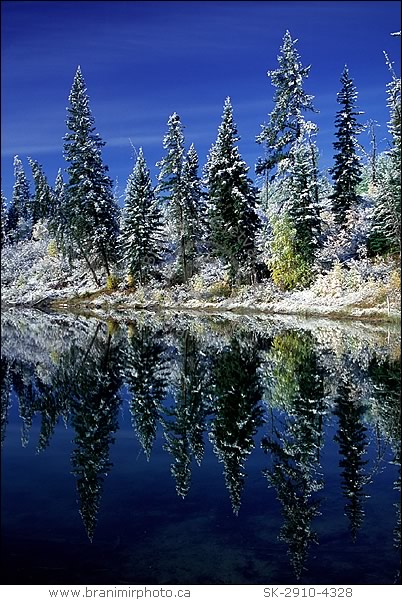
262,330,325,580
369,356,401,578
1,355,12,446
124,322,168,460
333,383,369,542
70,324,123,541
210,332,263,514
163,330,210,497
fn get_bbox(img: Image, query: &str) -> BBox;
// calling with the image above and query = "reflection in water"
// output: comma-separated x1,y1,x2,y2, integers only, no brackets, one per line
1,309,400,583
262,331,325,579
125,322,169,461
70,324,123,541
163,330,210,498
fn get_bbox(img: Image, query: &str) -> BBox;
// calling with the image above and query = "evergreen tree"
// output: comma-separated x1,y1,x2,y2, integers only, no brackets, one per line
51,168,70,254
204,97,260,284
157,113,199,283
7,155,32,243
256,30,316,181
370,51,401,256
279,120,321,264
120,149,163,285
180,143,204,277
1,190,8,248
329,66,363,225
28,158,54,226
63,66,119,284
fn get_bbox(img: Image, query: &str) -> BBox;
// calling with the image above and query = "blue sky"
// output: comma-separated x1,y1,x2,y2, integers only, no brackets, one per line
1,0,400,204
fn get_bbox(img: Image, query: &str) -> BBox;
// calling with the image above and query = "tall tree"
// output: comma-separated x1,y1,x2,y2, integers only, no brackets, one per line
278,120,321,264
157,113,199,283
1,190,8,248
63,66,119,284
120,149,163,285
204,97,260,284
7,155,32,243
28,158,54,226
256,30,316,182
329,66,363,225
370,51,401,256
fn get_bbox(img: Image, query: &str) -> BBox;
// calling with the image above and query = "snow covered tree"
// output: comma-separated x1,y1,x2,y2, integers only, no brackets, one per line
256,30,316,182
7,155,32,243
28,158,54,226
120,148,163,285
369,51,401,257
180,143,204,277
63,66,119,284
278,121,321,264
329,66,363,225
1,190,8,248
204,97,260,284
157,113,200,283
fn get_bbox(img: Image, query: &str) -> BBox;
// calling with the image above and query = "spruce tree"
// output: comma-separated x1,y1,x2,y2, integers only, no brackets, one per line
28,158,54,226
204,97,260,284
157,113,199,283
282,121,321,264
120,149,163,285
63,66,119,284
370,52,401,256
329,66,363,225
256,30,316,181
1,190,8,248
7,155,32,243
180,143,204,278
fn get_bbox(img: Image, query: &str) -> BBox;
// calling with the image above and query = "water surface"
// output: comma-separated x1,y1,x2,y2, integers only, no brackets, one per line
1,309,400,584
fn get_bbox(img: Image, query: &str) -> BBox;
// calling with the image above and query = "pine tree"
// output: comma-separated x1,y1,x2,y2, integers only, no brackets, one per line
256,30,316,181
180,143,204,278
63,66,119,284
120,149,163,285
7,155,32,243
204,97,260,284
329,66,363,225
280,121,321,264
1,190,8,248
157,113,199,283
28,158,54,226
370,51,401,256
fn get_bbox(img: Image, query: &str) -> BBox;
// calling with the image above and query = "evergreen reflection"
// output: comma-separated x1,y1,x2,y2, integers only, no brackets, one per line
70,323,123,541
210,332,264,514
369,356,401,580
162,330,210,497
1,355,12,446
124,322,168,460
262,331,325,580
333,384,369,541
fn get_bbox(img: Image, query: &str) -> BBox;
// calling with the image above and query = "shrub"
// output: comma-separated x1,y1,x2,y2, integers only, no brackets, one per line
47,239,58,257
269,216,313,291
106,273,119,291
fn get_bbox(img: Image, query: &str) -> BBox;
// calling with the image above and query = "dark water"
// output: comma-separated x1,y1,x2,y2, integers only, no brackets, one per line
1,309,400,585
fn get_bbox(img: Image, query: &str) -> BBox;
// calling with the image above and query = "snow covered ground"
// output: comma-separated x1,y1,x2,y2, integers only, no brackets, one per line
1,237,400,322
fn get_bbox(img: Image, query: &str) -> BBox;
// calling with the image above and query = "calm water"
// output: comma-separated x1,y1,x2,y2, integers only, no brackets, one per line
1,309,400,585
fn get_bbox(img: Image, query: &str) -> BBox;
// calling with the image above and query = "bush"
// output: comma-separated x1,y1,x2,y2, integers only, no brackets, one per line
207,280,232,298
106,273,119,291
269,216,313,291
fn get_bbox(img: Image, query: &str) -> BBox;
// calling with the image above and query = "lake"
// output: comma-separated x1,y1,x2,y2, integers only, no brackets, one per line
1,308,400,585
